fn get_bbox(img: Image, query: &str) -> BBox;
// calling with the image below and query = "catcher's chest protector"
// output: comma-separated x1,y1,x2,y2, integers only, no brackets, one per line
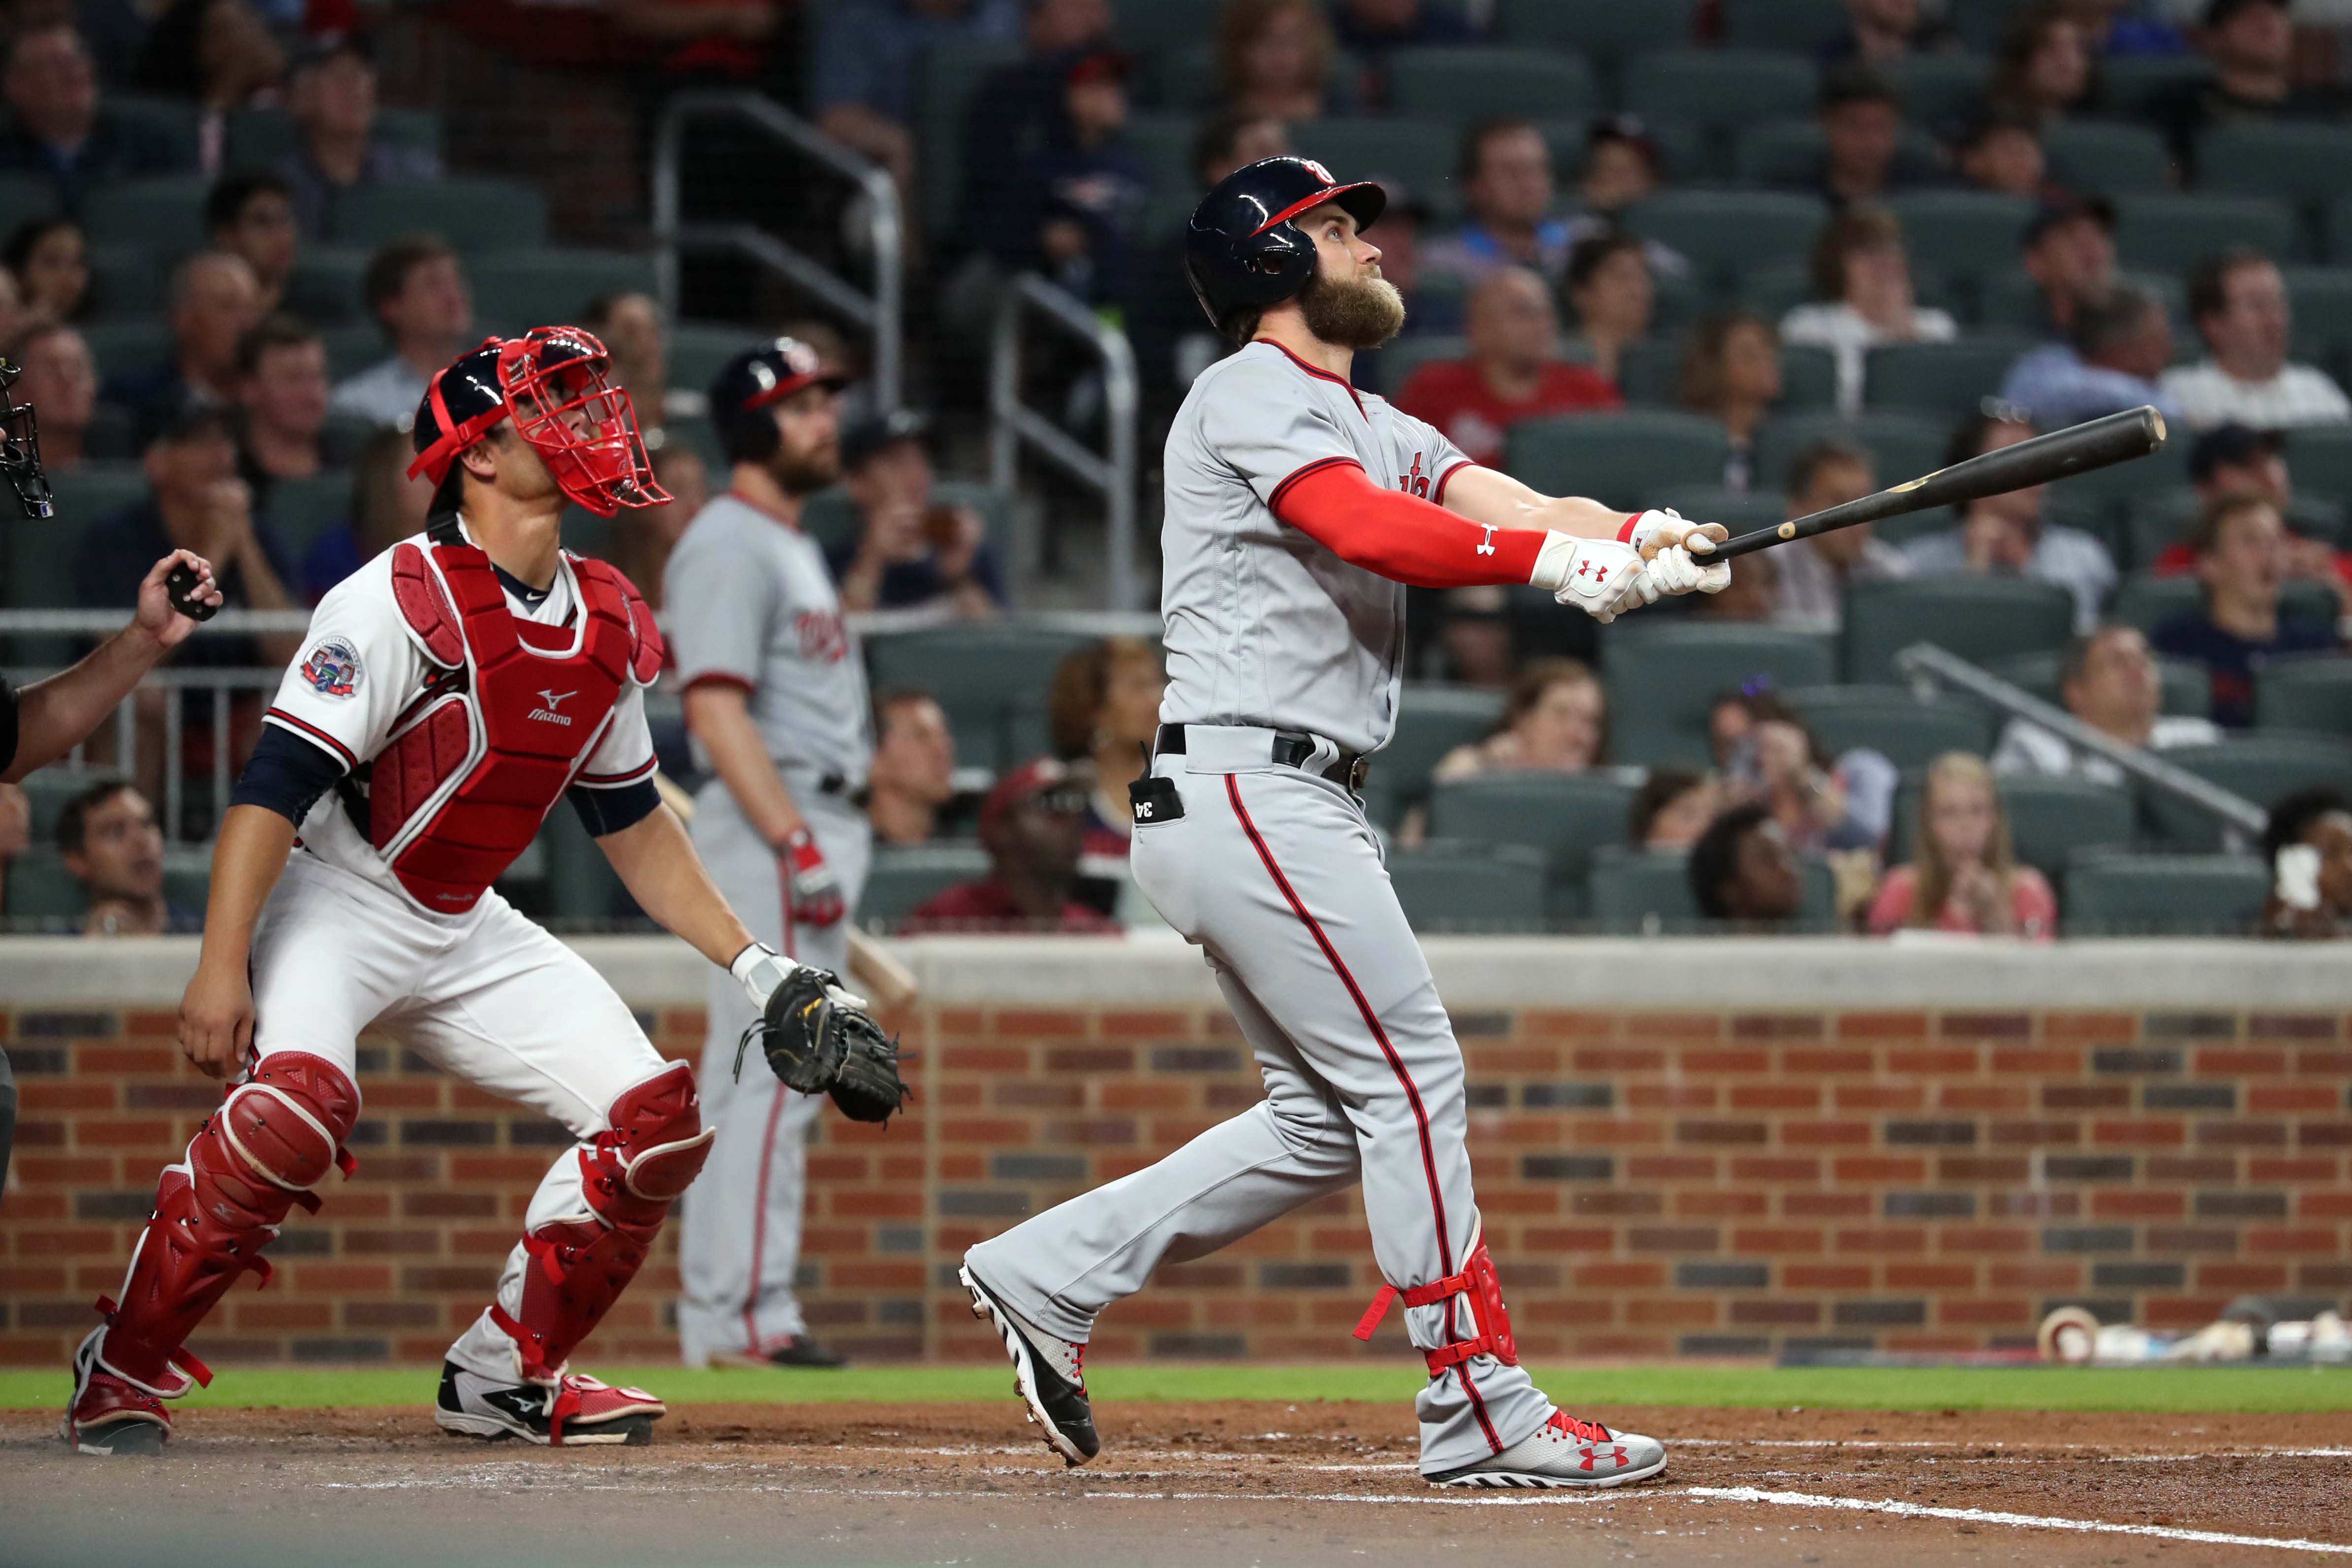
369,539,657,913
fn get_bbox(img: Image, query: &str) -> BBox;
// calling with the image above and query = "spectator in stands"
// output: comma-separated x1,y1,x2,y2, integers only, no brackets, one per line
1781,207,1957,416
610,445,710,612
1002,49,1151,307
2257,787,2352,939
1957,106,2053,198
904,757,1119,933
1713,687,1897,855
2161,248,2352,432
0,22,180,213
867,687,959,847
133,0,285,170
4,217,90,325
205,172,298,316
1561,117,1687,280
2153,492,2340,727
1808,65,1940,207
1990,624,2222,782
2165,424,2352,611
1422,119,1571,290
1774,439,1909,633
1629,768,1725,852
1126,110,1291,396
1998,282,2183,431
1428,585,1513,688
300,424,431,601
1989,2,2097,123
1689,801,1805,928
1335,0,1477,105
1217,0,1348,122
955,0,1114,251
1904,408,2117,629
105,250,263,449
1394,268,1619,468
332,235,472,428
1432,658,1607,784
233,313,331,506
2020,195,2118,341
2072,0,2187,58
1677,312,1782,492
828,408,1006,619
1866,752,2057,939
1825,0,1955,62
1561,233,1656,392
12,322,98,471
814,0,1027,193
2154,0,2340,165
277,35,442,236
57,779,191,937
1046,635,1165,866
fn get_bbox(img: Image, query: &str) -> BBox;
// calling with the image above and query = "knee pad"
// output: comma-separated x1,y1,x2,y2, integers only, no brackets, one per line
586,1062,713,1219
206,1052,364,1209
1350,1221,1519,1375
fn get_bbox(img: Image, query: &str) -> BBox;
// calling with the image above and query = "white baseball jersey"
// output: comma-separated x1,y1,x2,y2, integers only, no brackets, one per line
1159,340,1474,756
262,524,657,914
664,493,873,782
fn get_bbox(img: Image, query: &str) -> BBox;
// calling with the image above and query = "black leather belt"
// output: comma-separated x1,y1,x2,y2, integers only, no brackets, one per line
815,773,870,806
1155,723,1369,791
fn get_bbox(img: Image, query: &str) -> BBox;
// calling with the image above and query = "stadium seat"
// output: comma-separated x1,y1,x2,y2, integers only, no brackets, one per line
2043,416,2190,518
1495,0,1697,56
1601,623,1836,768
917,42,1022,228
261,471,353,555
2096,56,2218,118
16,768,94,842
668,320,772,394
862,843,993,928
2,846,85,925
1888,773,2136,879
2198,121,2352,218
1841,576,2076,684
1618,339,1834,412
1111,0,1222,53
1387,48,1599,124
2041,120,2172,196
1863,336,2036,419
79,318,170,380
0,172,55,234
1650,485,1789,535
1734,120,1943,191
106,94,201,171
470,250,657,334
1122,113,1198,198
2109,573,2339,639
1623,190,1828,290
2143,734,2352,850
1780,685,1994,770
2063,853,2268,935
2255,656,2352,734
866,625,1093,773
284,246,368,324
45,466,149,534
1881,53,1996,133
1367,683,1505,830
1977,266,2186,337
1884,190,2034,289
1586,844,1839,931
1719,0,1851,51
1753,412,1945,498
1622,51,1818,135
2284,267,2352,366
2114,195,2297,277
1424,772,1637,907
1291,120,1459,202
1503,411,1730,511
2282,424,2352,505
1388,843,1549,933
83,175,209,262
1360,334,1467,401
325,323,385,381
1984,648,2214,720
331,177,550,254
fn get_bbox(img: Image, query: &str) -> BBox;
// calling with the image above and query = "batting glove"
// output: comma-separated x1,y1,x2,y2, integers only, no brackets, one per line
1647,540,1732,597
778,827,846,927
1529,532,1650,623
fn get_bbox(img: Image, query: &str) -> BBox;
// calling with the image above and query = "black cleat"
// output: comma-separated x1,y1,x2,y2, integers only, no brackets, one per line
762,1336,849,1369
960,1262,1099,1467
434,1361,663,1447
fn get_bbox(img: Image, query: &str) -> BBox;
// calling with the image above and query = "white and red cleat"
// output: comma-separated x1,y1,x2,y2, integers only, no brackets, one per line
1425,1408,1667,1489
63,1327,180,1457
435,1361,665,1446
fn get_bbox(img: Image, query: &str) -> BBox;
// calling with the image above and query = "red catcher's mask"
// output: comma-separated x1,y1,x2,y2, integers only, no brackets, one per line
408,327,670,518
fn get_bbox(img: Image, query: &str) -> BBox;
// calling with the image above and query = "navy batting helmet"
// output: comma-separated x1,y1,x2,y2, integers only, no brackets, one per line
1184,156,1385,340
707,338,848,464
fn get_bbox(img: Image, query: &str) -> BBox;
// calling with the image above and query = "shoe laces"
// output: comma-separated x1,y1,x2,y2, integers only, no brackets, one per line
1545,1409,1613,1444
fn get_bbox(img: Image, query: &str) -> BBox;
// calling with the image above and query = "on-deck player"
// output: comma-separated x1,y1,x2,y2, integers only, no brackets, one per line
669,340,871,1369
65,327,868,1453
960,158,1729,1489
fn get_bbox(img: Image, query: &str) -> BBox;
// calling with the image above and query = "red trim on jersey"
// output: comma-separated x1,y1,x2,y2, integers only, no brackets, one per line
1266,455,1360,514
1431,460,1473,506
1254,338,1365,417
263,708,358,770
1275,460,1544,590
681,671,758,696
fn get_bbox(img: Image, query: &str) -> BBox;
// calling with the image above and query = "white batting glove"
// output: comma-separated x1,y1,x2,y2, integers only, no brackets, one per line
1529,532,1650,623
1648,540,1732,596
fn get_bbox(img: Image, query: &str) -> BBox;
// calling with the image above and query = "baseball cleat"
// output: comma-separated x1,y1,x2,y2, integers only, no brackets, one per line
960,1261,1099,1467
1425,1409,1667,1489
435,1361,664,1446
63,1328,173,1458
707,1335,850,1370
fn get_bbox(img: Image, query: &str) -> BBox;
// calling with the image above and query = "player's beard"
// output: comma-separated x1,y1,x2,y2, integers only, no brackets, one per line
1300,267,1406,351
771,436,841,498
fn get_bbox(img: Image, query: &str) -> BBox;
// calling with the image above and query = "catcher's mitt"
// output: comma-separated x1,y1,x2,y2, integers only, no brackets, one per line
734,963,912,1125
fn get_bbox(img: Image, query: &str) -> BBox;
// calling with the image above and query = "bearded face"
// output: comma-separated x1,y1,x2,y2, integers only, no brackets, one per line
1299,262,1406,350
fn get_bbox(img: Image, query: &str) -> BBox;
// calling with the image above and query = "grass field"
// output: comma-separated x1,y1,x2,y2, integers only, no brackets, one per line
4,1362,2346,1413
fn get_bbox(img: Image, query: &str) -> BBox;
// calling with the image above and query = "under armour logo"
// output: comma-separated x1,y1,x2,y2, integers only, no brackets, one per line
1578,1444,1629,1471
1476,524,1497,557
1577,561,1592,577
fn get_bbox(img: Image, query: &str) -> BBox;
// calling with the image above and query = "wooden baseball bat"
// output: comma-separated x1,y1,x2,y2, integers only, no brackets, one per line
1707,405,2167,562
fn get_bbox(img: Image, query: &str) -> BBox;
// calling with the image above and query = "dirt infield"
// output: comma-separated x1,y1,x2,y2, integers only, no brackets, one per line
4,1400,2349,1567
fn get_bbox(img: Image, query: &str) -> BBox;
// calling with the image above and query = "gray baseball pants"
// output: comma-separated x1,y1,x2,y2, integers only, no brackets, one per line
964,727,1551,1472
675,782,872,1364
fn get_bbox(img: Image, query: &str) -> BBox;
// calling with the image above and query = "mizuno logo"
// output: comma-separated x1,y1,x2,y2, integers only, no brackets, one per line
530,689,577,726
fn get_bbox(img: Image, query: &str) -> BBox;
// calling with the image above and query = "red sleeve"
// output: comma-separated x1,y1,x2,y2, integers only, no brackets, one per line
1864,866,1917,935
2013,868,2059,942
1272,459,1545,589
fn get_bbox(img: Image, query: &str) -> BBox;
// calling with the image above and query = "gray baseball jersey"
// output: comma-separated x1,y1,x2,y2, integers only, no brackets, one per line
1159,340,1473,756
664,493,873,782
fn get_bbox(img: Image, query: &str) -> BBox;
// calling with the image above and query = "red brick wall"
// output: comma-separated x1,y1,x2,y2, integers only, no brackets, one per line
5,1002,2348,1369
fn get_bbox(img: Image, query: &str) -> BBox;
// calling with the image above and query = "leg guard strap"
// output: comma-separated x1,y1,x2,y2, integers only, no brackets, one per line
1351,1232,1519,1376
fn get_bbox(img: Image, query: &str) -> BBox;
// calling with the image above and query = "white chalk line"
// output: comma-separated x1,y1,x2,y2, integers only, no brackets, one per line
1685,1486,2352,1555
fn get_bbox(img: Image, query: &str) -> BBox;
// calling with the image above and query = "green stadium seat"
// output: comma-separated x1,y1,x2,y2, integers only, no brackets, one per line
2041,120,2172,196
2284,267,2352,365
1110,0,1222,53
83,175,209,261
1495,0,1696,55
1361,334,1466,401
16,768,92,840
1780,685,1994,769
1366,683,1505,830
1292,119,1460,201
1888,773,2136,879
1619,338,1835,412
261,471,353,555
376,108,443,162
1650,485,1790,535
45,466,148,535
2063,852,2269,934
1624,190,1828,289
162,854,209,921
2114,195,2296,277
80,318,170,381
2108,572,2339,639
284,245,369,324
1881,53,1996,132
2119,490,2199,574
223,106,299,172
1122,113,1199,197
1720,0,1850,51
1977,266,2186,337
1863,336,2036,418
1622,51,1818,134
1753,412,1945,498
862,843,992,929
1841,576,2076,684
1984,648,2214,720
668,321,772,395
1552,115,1707,184
1424,772,1637,904
106,94,201,171
2097,56,2217,118
325,323,385,381
1388,843,1549,932
1885,190,2034,287
866,625,1093,773
2198,121,2352,217
470,249,657,334
1388,48,1598,124
2,846,86,925
1503,411,1730,511
330,176,550,254
1733,119,1943,190
2282,424,2352,505
1600,623,1836,767
0,172,57,234
84,243,155,319
917,42,1022,228
1586,844,1839,931
2255,656,2352,733
2144,734,2352,850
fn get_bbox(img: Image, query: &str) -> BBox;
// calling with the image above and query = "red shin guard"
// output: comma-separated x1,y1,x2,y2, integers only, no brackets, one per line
97,1053,360,1392
1351,1225,1520,1376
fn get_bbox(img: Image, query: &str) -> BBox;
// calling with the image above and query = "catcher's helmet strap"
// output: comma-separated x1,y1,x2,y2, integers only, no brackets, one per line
407,363,508,485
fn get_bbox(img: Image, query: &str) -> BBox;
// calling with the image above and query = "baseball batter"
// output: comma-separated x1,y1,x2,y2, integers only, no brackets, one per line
670,340,873,1369
961,158,1729,1489
64,328,884,1454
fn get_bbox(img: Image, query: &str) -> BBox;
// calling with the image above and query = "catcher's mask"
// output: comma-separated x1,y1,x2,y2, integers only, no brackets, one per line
407,327,669,518
0,357,53,520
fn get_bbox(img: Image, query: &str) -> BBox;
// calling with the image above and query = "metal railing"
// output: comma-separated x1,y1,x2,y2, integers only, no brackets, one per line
650,90,903,413
989,274,1141,612
1895,641,2268,838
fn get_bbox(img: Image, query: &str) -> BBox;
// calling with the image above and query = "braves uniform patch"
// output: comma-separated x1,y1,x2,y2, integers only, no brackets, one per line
300,637,363,698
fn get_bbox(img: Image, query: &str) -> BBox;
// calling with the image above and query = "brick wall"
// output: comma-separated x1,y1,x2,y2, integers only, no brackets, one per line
6,989,2348,1369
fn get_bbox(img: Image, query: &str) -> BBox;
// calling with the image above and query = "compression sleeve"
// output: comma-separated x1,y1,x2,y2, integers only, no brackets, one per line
230,723,349,824
567,776,661,837
1271,459,1546,589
